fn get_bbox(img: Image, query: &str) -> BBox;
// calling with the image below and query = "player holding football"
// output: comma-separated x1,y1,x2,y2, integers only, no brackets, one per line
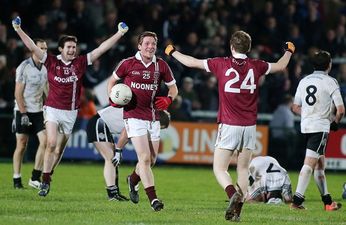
247,156,292,204
108,31,178,211
12,16,129,197
291,50,344,211
86,105,170,201
165,30,294,221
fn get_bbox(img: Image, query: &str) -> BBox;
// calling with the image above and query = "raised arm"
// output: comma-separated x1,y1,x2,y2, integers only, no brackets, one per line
12,17,45,60
269,42,295,74
89,22,128,63
165,45,205,70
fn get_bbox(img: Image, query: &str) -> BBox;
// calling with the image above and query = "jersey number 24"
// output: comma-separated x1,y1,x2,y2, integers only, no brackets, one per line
224,68,257,94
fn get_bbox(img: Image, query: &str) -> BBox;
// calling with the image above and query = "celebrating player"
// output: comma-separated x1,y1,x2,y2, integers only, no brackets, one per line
291,50,344,211
12,16,129,197
165,30,294,221
247,156,292,204
12,39,48,190
108,31,178,211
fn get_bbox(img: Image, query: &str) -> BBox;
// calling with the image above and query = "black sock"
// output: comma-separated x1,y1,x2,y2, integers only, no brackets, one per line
13,177,22,184
293,195,305,206
106,185,119,198
31,169,42,181
321,194,332,205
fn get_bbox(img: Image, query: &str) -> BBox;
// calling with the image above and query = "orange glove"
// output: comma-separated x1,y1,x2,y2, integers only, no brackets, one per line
284,42,295,53
165,45,176,56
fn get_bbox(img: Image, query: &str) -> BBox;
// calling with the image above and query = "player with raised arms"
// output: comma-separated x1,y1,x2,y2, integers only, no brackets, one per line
12,16,129,197
165,30,294,221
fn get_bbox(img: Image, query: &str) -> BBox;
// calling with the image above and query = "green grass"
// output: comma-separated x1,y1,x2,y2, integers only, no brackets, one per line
0,162,345,225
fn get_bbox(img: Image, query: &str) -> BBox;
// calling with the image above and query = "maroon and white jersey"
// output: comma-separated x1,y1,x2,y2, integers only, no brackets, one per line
43,54,92,110
203,53,270,126
113,52,175,121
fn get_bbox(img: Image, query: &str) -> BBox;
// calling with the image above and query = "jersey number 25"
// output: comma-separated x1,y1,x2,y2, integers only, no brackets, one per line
224,68,256,94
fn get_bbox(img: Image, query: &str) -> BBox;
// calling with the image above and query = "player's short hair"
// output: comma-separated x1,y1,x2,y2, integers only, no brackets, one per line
138,31,158,45
230,30,252,54
58,35,78,48
311,50,331,71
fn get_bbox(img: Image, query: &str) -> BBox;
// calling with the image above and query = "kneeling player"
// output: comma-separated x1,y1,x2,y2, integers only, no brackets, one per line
247,156,292,204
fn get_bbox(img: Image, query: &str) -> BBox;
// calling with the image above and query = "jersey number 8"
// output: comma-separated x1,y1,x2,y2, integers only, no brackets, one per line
305,85,317,106
224,68,256,94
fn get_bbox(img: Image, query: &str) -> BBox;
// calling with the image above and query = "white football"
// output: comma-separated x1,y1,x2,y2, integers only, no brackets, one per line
109,83,132,106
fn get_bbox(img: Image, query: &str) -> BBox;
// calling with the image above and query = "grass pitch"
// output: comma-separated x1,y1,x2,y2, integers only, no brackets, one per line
0,162,345,225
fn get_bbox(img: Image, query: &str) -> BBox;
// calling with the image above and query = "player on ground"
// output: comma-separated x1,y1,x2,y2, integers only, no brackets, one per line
291,50,344,211
108,31,178,211
247,156,292,204
87,106,171,201
12,16,129,197
12,39,48,190
165,30,294,221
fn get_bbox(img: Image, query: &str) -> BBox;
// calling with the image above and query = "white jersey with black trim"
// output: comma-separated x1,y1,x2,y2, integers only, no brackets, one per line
97,106,124,134
249,156,287,179
14,57,47,112
294,71,344,133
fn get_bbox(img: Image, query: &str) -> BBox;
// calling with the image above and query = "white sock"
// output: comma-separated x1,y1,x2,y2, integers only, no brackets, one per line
13,173,21,179
295,165,313,197
314,169,329,196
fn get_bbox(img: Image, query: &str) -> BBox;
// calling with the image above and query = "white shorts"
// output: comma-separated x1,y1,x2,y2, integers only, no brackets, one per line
44,106,78,134
124,118,160,141
248,172,291,200
215,124,256,151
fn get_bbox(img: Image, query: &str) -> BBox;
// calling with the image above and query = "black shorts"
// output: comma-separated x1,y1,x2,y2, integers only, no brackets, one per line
15,111,45,135
304,132,329,155
86,114,114,143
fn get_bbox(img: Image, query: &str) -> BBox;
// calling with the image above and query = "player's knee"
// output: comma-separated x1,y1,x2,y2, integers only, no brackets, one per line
46,141,57,152
138,155,151,166
301,164,313,175
38,141,47,150
212,164,225,177
16,141,27,150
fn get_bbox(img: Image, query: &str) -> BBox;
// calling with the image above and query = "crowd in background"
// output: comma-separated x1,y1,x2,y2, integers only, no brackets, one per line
1,0,346,121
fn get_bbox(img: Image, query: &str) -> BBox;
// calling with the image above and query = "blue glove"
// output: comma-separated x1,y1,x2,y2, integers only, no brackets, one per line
118,22,128,35
12,16,21,31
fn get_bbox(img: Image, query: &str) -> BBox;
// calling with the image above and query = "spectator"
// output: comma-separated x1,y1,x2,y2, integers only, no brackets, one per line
179,76,201,111
269,94,296,168
196,76,218,111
